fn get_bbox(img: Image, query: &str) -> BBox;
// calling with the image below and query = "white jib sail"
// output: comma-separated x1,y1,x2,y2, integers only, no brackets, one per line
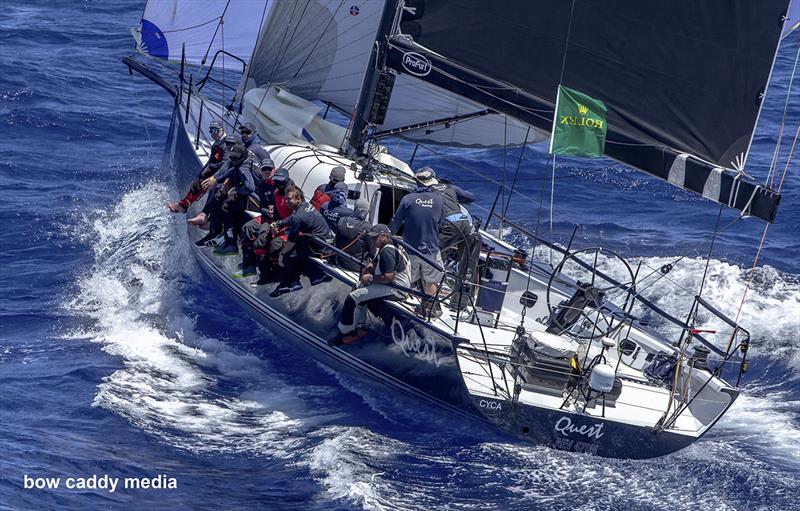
133,0,271,69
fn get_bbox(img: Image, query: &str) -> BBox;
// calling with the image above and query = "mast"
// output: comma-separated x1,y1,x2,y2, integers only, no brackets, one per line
347,0,402,157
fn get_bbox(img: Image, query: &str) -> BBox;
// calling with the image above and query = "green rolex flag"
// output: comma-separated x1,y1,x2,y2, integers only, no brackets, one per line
549,85,607,157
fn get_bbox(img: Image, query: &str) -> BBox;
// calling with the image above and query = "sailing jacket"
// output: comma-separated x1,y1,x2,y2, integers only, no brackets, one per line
242,134,274,170
388,186,444,254
429,182,474,219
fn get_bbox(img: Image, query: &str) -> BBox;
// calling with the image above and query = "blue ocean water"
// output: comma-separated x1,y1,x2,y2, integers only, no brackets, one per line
0,1,798,510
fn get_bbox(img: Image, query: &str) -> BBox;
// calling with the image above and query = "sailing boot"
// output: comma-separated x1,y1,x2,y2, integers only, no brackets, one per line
251,257,279,286
341,328,369,345
213,229,239,256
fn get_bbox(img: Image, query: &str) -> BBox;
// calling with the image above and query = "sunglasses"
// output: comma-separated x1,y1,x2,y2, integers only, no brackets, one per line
239,129,253,135
209,127,221,133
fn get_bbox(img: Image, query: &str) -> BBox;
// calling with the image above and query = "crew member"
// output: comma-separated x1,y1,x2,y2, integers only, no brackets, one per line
311,165,346,209
188,133,240,243
238,122,272,170
421,166,481,307
241,168,294,285
246,168,296,284
388,169,445,315
205,142,259,256
167,120,229,214
335,199,371,271
270,186,333,298
320,182,354,231
337,224,411,344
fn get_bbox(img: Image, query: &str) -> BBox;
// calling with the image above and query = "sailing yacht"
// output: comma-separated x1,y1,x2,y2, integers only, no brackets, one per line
124,0,795,459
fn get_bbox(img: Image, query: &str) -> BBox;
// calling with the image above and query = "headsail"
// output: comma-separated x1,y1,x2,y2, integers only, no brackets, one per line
783,0,800,39
382,0,790,222
243,0,545,147
133,0,269,68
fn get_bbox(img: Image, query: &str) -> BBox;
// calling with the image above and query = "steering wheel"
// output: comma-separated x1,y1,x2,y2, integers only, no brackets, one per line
545,247,637,339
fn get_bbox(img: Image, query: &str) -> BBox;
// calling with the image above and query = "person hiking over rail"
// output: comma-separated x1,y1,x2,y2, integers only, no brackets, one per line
269,186,333,298
337,224,411,344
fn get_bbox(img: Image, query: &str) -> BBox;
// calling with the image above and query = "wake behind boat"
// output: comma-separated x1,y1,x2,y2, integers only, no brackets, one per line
123,0,797,459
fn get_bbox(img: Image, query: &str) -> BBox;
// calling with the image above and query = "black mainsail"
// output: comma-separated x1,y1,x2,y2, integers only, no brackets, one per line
377,0,790,222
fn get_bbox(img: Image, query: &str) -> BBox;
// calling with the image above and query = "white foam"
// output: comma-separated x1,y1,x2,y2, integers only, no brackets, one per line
306,427,399,511
65,182,308,456
531,245,800,372
714,390,800,469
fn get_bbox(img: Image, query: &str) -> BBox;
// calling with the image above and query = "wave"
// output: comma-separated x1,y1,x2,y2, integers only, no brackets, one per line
65,182,315,457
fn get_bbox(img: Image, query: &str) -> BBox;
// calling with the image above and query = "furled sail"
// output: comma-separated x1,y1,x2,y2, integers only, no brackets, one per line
133,0,269,69
243,0,545,147
386,0,790,222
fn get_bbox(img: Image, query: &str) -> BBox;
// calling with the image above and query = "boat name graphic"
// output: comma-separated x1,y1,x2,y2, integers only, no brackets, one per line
415,198,434,207
554,416,605,440
402,52,432,77
391,317,441,367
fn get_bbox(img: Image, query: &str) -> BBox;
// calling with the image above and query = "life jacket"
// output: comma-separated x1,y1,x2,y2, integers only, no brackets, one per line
375,243,412,290
311,189,331,211
273,190,291,219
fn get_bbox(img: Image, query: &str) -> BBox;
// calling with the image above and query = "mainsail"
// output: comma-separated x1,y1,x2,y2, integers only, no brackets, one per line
242,0,544,147
133,0,269,69
379,0,790,222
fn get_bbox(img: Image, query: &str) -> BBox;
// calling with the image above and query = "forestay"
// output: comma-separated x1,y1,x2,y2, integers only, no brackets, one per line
133,0,270,68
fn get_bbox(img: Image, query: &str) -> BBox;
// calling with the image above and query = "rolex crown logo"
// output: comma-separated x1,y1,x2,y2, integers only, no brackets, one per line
578,104,589,115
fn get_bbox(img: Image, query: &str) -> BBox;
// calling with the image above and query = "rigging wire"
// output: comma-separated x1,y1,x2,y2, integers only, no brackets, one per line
767,39,800,188
199,0,231,68
501,125,532,220
728,121,799,352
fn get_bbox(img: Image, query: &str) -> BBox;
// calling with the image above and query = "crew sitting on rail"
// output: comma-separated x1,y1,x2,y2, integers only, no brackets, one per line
186,134,241,247
320,182,355,231
188,133,240,244
201,141,260,256
335,199,372,272
167,119,229,215
269,186,333,298
245,168,296,285
337,224,411,345
311,165,347,210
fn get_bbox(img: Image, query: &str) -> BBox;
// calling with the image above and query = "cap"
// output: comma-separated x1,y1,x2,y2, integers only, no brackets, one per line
414,166,438,186
354,199,369,212
367,224,391,237
223,134,239,144
271,167,289,182
239,122,256,133
209,120,223,130
329,166,346,183
227,143,248,161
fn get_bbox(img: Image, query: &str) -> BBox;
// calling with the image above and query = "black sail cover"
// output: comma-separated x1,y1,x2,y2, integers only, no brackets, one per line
392,0,789,222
